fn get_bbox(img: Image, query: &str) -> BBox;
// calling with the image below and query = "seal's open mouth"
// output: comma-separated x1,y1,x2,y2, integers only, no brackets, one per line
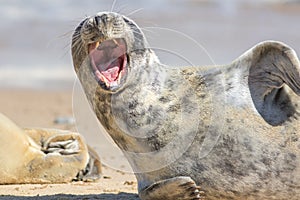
88,38,127,89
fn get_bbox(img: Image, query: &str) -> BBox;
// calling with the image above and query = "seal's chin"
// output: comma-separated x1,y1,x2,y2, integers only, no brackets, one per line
88,38,127,90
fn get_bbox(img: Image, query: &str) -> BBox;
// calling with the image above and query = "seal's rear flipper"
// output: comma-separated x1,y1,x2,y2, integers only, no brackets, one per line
74,145,102,182
25,128,102,183
234,41,300,126
139,176,204,200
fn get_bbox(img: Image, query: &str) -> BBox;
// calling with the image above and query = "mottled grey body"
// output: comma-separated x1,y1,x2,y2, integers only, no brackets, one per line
72,12,300,199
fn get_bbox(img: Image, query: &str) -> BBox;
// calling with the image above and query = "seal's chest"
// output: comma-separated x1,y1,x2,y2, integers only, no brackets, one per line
109,80,203,141
110,90,176,137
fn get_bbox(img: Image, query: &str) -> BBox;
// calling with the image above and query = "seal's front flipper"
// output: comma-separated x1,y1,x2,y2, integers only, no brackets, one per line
139,176,204,200
75,145,102,182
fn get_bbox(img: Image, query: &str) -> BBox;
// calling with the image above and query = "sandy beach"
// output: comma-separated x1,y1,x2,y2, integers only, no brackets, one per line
0,89,139,200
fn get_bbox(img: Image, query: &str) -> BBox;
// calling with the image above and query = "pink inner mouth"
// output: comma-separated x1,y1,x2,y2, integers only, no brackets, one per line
89,38,127,88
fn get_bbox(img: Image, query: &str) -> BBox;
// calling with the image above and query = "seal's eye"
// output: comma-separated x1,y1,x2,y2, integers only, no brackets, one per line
88,38,127,90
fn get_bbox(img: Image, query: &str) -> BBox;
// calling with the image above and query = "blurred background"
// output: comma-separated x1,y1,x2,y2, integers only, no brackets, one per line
1,0,300,89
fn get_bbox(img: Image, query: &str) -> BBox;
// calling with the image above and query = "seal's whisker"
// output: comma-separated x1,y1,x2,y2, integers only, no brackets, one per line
63,42,72,51
137,29,156,41
140,27,156,34
130,33,144,44
114,4,129,15
71,35,81,42
110,0,117,12
61,46,71,59
71,37,81,49
71,37,84,58
140,27,161,38
140,20,159,27
74,45,84,61
72,33,81,40
130,28,144,35
126,8,144,18
72,36,81,43
57,30,76,39
131,30,144,37
141,26,162,32
54,28,82,60
78,46,84,57
75,42,84,55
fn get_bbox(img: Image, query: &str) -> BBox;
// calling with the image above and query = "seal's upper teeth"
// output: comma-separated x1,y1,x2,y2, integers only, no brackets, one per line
110,81,118,87
102,76,110,87
113,39,119,46
117,72,122,84
89,41,100,52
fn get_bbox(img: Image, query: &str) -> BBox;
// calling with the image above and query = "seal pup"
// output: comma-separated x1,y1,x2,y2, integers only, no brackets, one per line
72,12,300,199
0,113,101,184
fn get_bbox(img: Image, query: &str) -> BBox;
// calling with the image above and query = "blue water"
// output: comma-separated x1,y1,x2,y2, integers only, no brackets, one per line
1,0,300,89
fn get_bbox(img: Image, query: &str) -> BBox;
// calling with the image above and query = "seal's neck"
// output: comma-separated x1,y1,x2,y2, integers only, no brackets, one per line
91,50,163,153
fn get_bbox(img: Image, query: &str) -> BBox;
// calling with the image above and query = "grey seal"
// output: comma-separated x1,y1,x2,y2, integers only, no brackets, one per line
0,113,101,184
72,12,300,199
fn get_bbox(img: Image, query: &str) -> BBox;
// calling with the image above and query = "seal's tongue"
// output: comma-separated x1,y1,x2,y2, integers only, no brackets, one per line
102,66,119,82
89,38,127,88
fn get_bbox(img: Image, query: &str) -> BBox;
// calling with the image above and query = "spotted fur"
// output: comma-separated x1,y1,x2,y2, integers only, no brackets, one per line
72,12,300,199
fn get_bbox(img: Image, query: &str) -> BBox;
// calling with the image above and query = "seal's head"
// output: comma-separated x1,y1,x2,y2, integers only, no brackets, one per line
72,12,148,92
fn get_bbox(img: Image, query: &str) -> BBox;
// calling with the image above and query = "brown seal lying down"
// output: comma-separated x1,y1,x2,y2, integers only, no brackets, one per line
72,12,300,199
0,113,101,184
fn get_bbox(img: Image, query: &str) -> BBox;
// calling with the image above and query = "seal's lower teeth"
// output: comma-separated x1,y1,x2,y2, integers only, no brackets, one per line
117,73,122,84
102,66,119,82
110,81,118,87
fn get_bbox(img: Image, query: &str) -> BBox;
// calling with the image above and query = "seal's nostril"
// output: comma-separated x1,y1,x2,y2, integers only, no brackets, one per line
94,16,100,27
100,14,109,24
94,14,109,27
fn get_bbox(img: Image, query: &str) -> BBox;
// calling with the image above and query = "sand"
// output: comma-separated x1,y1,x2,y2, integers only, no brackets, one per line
0,89,139,200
